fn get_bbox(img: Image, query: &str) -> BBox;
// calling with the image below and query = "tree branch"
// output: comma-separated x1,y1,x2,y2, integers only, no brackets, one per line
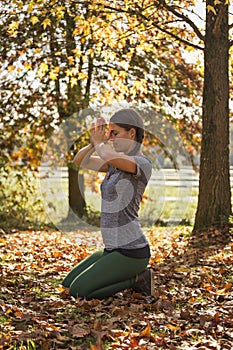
96,2,204,51
139,13,203,50
213,4,228,37
157,0,204,41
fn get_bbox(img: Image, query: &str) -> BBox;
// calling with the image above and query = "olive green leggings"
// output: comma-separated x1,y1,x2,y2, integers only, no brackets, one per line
62,250,149,300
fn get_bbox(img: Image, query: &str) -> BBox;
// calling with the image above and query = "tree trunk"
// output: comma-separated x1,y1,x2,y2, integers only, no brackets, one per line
67,167,85,221
64,9,87,221
194,1,231,231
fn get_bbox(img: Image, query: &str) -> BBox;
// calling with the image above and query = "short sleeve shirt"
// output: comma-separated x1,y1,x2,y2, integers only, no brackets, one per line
100,155,152,250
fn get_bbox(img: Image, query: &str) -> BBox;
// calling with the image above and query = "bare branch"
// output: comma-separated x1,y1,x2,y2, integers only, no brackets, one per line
139,13,203,50
156,0,204,41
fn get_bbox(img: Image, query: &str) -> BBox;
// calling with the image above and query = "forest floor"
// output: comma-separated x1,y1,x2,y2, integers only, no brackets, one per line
1,225,233,349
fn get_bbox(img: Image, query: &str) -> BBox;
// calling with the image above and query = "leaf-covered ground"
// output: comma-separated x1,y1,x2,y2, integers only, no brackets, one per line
1,226,233,349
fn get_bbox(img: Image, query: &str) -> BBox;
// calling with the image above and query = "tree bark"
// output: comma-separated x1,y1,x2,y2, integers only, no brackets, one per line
63,8,88,221
67,167,85,220
194,1,231,230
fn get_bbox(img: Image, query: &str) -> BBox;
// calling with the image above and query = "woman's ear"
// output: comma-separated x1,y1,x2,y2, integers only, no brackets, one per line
130,128,136,139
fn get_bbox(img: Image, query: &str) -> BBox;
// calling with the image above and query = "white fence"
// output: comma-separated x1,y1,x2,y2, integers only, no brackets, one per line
39,166,233,225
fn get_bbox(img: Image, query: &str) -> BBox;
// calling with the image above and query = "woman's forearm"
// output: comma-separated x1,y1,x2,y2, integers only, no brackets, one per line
94,142,113,161
73,143,95,167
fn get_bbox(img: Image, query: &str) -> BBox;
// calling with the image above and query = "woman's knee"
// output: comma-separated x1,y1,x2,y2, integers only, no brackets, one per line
69,275,91,297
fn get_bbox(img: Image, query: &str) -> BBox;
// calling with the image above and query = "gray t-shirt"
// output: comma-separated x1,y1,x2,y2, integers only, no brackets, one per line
100,155,152,250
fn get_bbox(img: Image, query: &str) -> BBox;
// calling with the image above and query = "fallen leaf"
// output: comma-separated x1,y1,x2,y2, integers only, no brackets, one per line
166,324,181,332
139,323,151,338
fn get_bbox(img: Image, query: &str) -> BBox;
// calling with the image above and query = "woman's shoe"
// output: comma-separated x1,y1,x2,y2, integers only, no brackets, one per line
133,268,154,296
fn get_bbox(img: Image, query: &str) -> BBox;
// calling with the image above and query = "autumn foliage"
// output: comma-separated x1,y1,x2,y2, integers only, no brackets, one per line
1,227,233,349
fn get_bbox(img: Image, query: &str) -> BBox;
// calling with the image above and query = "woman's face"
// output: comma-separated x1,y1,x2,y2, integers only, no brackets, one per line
108,123,136,154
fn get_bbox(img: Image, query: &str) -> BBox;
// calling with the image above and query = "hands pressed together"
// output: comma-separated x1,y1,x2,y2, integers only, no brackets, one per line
90,117,108,146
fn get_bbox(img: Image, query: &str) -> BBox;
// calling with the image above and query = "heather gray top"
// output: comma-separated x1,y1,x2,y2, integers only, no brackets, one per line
100,155,152,250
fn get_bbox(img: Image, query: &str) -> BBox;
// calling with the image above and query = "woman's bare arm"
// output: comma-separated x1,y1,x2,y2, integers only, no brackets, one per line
95,143,137,174
73,143,108,172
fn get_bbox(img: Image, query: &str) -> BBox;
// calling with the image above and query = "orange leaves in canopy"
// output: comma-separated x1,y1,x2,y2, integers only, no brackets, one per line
11,142,45,168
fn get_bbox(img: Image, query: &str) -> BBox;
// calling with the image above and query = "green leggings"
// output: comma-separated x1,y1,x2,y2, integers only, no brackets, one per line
62,250,149,300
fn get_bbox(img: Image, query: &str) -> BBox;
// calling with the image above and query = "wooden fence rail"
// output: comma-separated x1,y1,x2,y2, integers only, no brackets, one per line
39,166,233,224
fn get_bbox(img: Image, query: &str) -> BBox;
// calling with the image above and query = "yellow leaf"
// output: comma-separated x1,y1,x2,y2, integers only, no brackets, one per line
42,18,51,29
8,21,19,30
24,63,32,70
37,62,49,78
109,68,118,78
72,48,81,57
175,267,191,273
66,69,73,77
134,80,143,89
39,62,49,72
7,21,19,36
139,323,151,338
70,77,77,87
214,0,221,4
117,41,125,49
49,67,60,80
0,238,7,245
56,6,65,20
34,48,41,54
8,65,15,72
13,0,23,10
166,324,181,331
17,49,25,55
78,72,87,80
49,71,58,80
88,48,95,58
118,70,127,80
68,56,75,65
72,28,80,36
27,2,34,14
30,16,39,25
6,309,13,315
26,39,33,46
106,52,116,61
207,5,217,15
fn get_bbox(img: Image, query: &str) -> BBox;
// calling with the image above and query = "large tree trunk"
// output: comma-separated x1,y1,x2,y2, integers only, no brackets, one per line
64,9,87,221
67,167,85,220
194,1,231,231
49,8,87,222
64,6,94,223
